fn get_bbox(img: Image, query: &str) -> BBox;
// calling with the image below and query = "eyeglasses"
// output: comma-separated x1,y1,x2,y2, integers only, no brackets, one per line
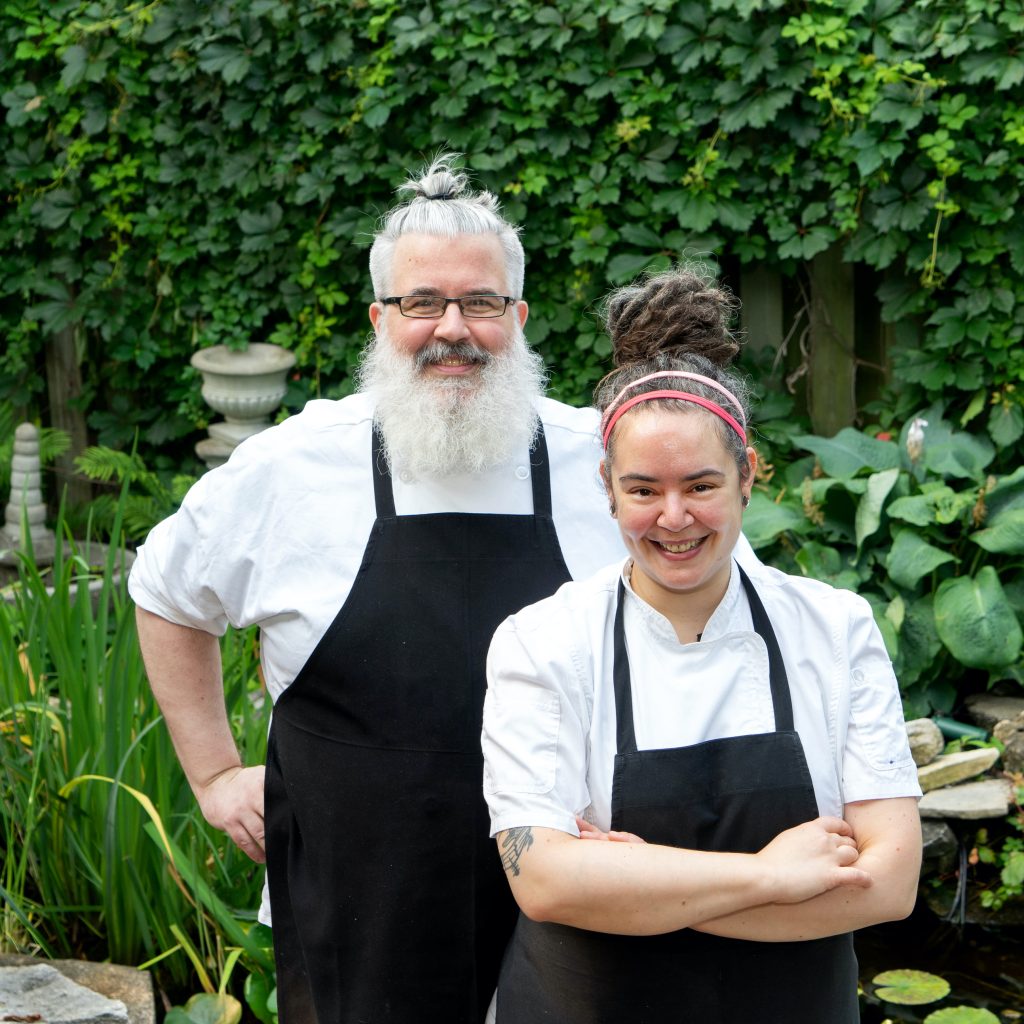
380,295,516,319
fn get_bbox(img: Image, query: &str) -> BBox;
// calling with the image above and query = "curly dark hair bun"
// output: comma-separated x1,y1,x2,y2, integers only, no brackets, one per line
604,264,740,368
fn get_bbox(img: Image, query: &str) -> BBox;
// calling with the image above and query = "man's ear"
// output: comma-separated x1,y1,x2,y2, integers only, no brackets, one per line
368,302,383,330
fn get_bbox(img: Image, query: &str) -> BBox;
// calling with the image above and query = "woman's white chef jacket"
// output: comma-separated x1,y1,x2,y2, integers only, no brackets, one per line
482,558,921,838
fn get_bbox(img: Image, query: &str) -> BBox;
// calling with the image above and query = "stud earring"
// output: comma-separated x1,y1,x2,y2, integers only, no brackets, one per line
741,494,749,508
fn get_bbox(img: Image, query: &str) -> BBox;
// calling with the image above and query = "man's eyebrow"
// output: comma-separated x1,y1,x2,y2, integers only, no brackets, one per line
617,469,726,484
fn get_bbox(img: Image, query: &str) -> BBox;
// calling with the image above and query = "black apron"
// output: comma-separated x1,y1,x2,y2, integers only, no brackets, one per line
265,423,572,1023
497,566,859,1024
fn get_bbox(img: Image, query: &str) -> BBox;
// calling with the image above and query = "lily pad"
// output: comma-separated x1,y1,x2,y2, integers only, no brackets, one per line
923,1008,1000,1024
872,968,950,1005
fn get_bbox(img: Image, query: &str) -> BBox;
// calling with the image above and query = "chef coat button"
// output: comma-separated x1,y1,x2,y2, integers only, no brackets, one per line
515,465,529,480
399,470,413,483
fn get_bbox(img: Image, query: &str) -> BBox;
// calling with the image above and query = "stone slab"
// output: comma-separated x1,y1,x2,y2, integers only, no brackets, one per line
919,778,1013,819
917,746,1001,792
964,693,1024,731
0,956,154,1024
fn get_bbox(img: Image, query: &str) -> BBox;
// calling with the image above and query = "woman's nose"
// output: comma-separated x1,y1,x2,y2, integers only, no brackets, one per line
658,495,693,531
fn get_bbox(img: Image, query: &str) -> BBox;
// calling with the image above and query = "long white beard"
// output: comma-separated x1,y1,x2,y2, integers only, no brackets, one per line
357,323,548,477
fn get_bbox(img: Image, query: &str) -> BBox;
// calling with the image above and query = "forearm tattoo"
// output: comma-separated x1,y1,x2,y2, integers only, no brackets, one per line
500,826,534,877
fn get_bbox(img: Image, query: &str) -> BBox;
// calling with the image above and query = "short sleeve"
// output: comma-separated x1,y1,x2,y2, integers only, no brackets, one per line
128,470,232,635
482,610,592,838
842,600,921,802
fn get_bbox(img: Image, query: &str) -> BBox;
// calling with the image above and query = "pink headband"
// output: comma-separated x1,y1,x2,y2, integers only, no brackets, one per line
601,371,745,428
601,390,748,449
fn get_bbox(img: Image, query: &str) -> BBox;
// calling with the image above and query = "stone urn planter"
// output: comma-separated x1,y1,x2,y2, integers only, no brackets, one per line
190,342,296,469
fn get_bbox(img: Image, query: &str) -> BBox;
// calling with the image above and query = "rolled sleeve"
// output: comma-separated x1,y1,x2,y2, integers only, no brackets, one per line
482,613,591,838
842,599,921,802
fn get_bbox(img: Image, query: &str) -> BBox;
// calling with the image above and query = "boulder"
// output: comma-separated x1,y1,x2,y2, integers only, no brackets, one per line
919,778,1013,820
963,693,1024,732
0,963,127,1024
992,710,1024,775
917,747,1000,792
906,717,945,766
0,955,153,1024
920,819,958,876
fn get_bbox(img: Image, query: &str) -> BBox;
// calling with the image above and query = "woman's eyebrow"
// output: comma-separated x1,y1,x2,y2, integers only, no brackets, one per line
618,468,726,484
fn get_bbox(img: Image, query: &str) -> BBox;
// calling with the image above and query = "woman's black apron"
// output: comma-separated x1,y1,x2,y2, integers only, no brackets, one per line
265,423,572,1023
497,566,859,1024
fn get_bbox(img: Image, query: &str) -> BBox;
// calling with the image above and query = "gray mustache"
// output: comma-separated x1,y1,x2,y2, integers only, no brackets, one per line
415,343,491,370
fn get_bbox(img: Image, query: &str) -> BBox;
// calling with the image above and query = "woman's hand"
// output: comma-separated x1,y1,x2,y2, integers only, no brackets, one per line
575,815,646,844
196,764,267,863
756,816,871,904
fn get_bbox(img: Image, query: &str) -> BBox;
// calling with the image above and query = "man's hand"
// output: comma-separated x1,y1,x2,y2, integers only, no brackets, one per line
196,764,267,863
756,816,871,904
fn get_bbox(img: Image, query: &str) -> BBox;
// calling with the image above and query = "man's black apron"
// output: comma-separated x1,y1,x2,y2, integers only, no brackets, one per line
265,423,572,1023
497,566,858,1023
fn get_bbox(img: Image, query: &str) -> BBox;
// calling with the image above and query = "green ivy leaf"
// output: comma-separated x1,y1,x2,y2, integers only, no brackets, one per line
934,567,1023,669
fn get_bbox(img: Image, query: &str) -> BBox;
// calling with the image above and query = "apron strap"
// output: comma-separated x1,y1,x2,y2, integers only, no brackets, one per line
371,421,397,519
612,562,795,754
736,564,795,732
529,421,552,518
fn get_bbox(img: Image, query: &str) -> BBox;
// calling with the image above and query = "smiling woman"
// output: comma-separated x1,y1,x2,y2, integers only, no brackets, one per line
480,264,923,1024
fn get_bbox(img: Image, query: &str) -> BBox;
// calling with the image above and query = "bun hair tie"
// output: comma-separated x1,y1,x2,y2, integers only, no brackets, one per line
425,192,455,200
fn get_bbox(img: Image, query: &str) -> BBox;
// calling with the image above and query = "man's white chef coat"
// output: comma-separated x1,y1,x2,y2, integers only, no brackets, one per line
482,558,921,838
129,392,629,701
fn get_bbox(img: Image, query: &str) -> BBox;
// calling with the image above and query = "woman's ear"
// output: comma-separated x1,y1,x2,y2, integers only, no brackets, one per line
599,460,617,517
741,446,758,507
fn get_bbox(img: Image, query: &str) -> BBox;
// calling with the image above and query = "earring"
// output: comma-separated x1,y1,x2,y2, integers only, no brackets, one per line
741,494,749,508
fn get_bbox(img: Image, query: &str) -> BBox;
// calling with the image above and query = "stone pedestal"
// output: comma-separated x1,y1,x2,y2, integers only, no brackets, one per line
191,342,296,469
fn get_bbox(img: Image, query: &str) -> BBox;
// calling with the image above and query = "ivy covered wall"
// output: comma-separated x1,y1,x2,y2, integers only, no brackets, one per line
2,0,1023,469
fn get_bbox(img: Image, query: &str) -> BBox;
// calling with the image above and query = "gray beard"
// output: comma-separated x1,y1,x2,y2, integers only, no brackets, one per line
356,324,548,477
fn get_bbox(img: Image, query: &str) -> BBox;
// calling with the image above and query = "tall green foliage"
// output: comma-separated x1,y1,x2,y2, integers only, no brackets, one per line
0,520,271,997
2,0,1022,466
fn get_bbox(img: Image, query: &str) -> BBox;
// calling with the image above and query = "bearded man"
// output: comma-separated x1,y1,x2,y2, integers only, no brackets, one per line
129,153,628,1023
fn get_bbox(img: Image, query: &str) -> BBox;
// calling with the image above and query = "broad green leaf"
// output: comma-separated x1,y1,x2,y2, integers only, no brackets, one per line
897,595,944,687
793,429,900,477
181,993,242,1024
934,568,1023,669
794,541,861,590
855,467,900,550
970,508,1024,553
960,389,987,426
988,402,1024,447
886,529,957,589
872,969,950,1005
923,1009,1000,1024
986,465,1024,519
742,491,807,549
